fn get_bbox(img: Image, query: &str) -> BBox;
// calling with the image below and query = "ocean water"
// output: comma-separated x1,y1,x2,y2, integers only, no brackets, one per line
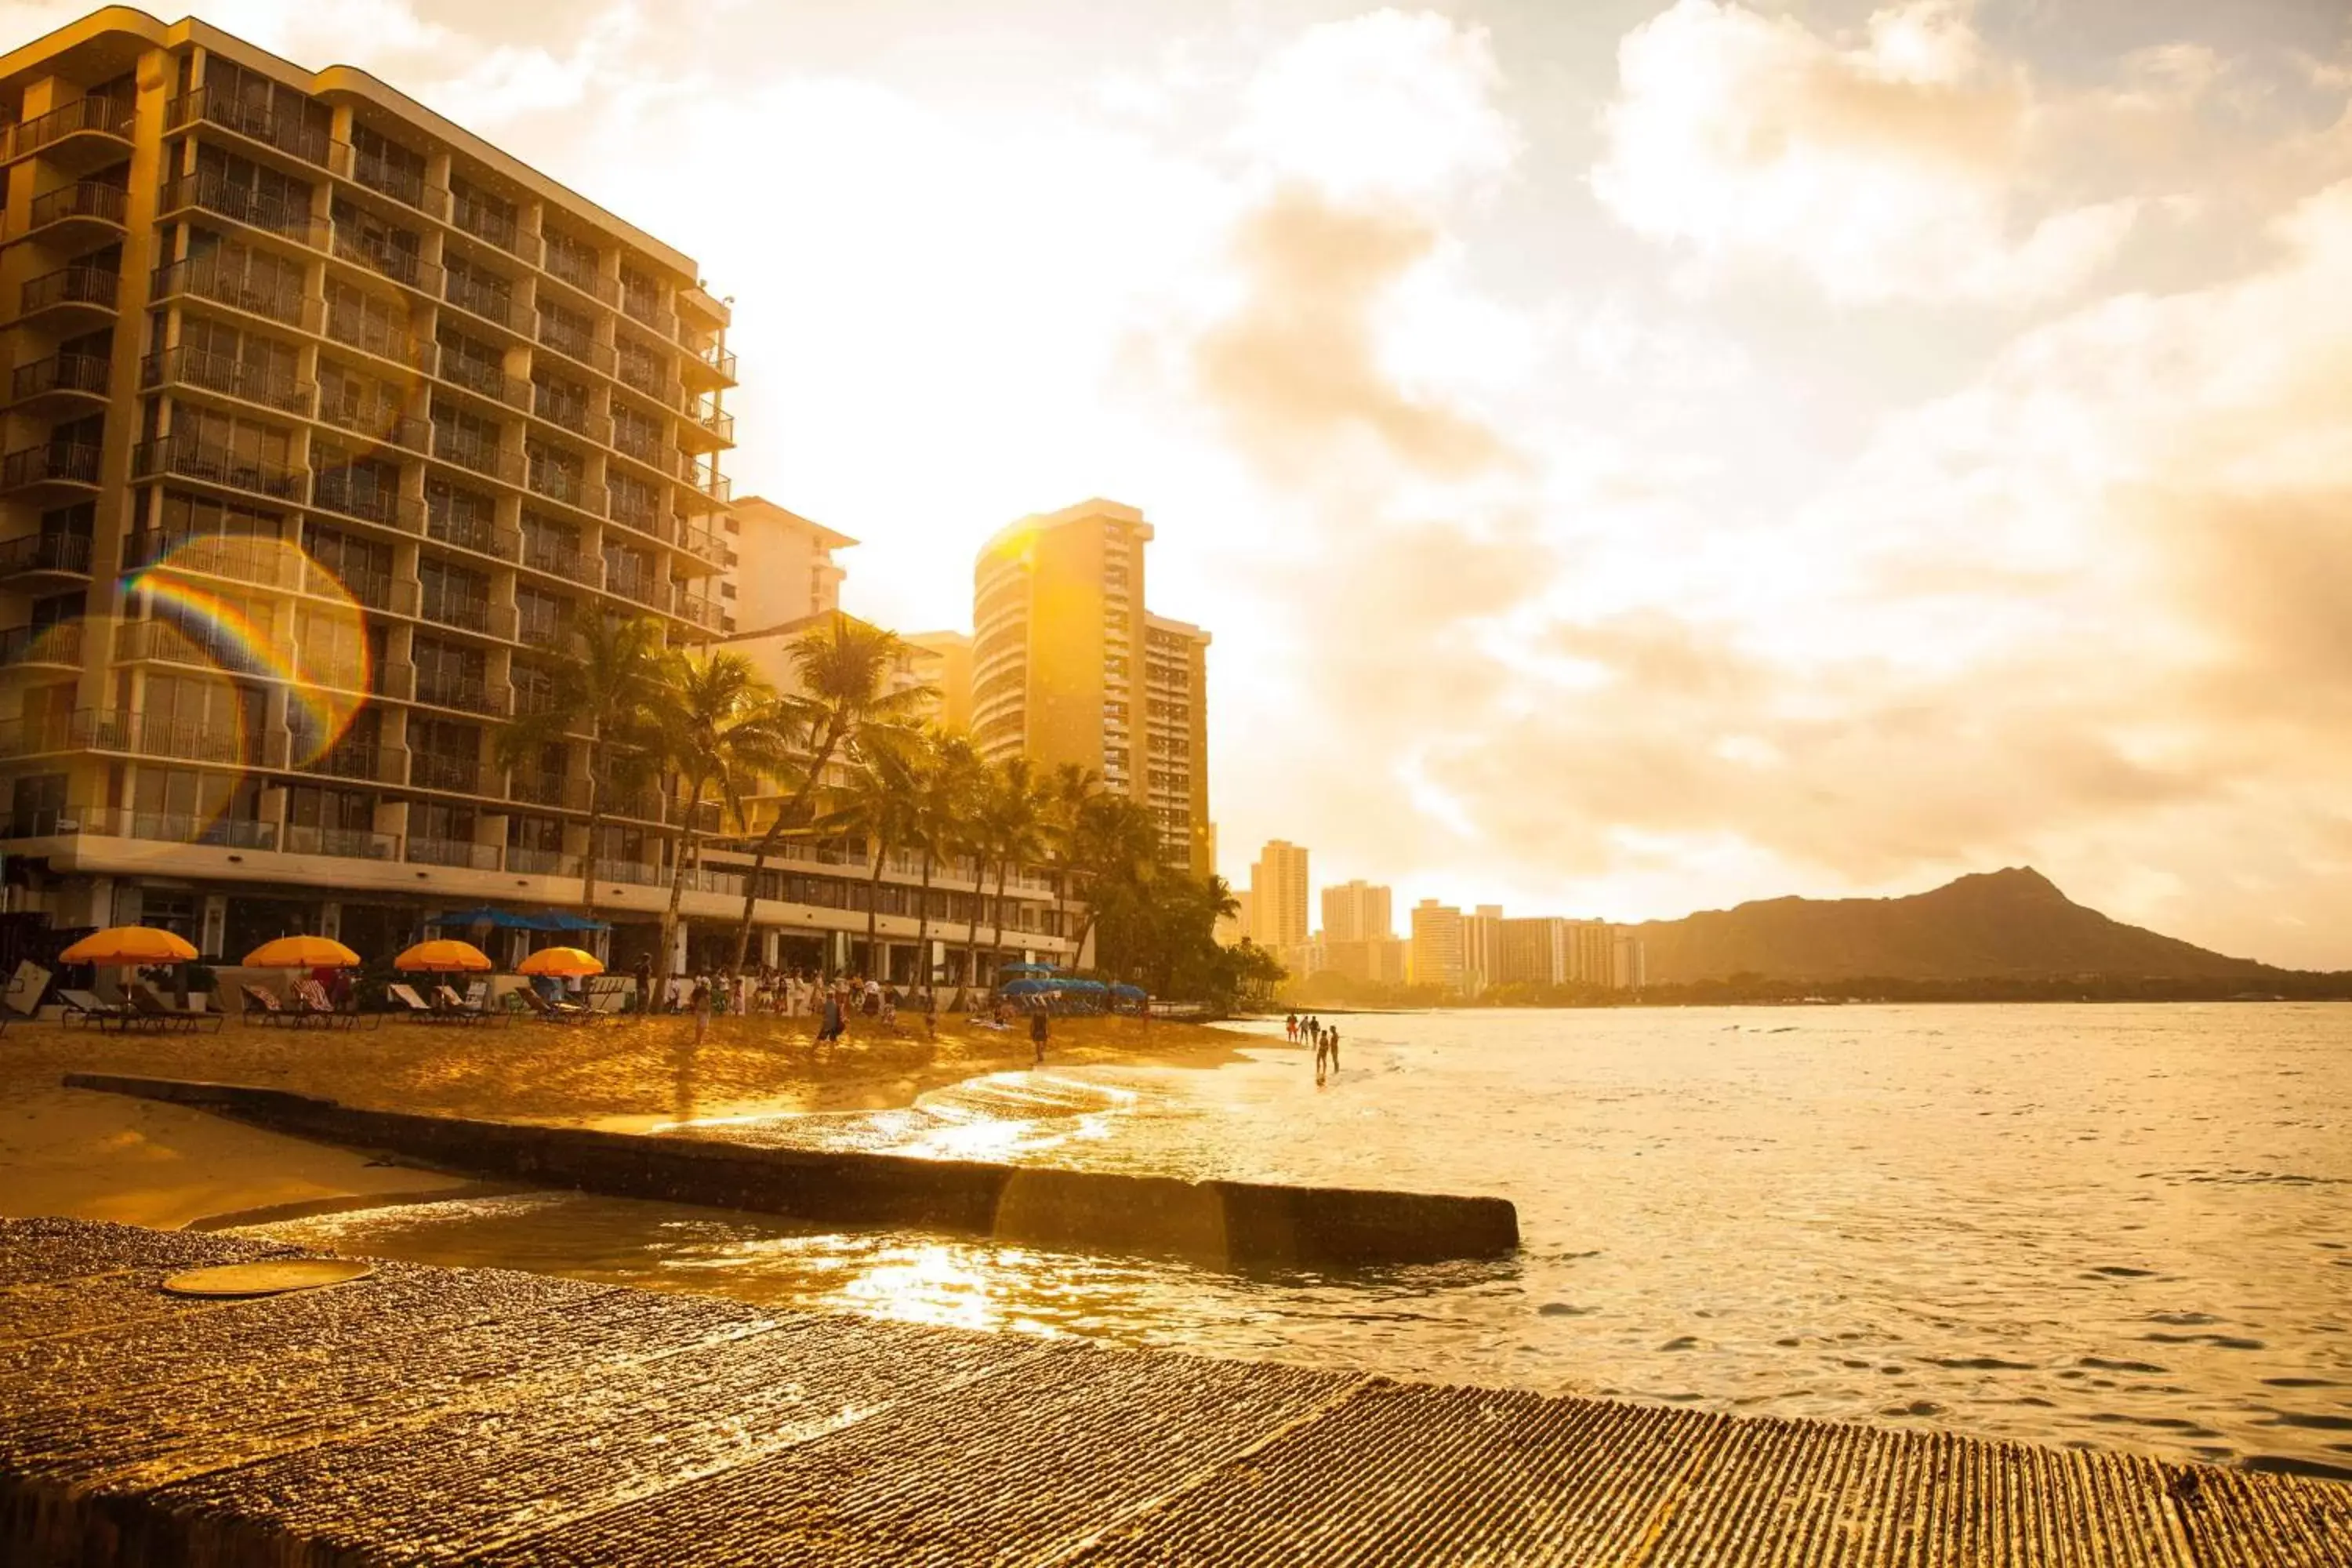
252,1003,2352,1479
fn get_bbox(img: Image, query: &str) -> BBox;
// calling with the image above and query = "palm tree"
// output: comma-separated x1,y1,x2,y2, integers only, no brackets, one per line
909,731,978,999
1041,762,1098,956
494,612,665,920
727,613,932,971
815,741,922,982
977,757,1049,985
1065,793,1163,967
652,650,792,975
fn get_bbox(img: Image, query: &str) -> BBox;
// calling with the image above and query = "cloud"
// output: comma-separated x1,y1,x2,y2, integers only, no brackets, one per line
1592,0,2138,303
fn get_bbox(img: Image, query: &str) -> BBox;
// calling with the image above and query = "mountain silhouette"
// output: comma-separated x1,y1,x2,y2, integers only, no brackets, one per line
1635,867,2274,983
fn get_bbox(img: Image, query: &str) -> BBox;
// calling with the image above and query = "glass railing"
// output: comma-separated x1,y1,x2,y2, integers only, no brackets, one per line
285,822,400,860
506,844,582,877
407,837,500,870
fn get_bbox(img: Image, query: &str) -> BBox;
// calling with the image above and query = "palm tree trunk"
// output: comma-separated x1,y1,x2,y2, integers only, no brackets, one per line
960,851,989,1007
729,724,843,971
914,844,934,996
989,859,1011,974
579,771,603,920
659,771,706,978
864,835,883,979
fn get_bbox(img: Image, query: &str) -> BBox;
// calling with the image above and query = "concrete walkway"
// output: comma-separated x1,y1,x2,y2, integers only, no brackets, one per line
2,1218,2342,1566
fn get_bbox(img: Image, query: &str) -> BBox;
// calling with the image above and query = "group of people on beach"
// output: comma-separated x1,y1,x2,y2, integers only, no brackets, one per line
1285,1012,1341,1084
633,956,944,1047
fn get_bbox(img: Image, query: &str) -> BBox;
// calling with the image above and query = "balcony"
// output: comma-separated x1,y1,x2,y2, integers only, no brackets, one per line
159,171,328,250
681,335,738,384
0,531,93,585
426,506,520,561
129,528,302,590
311,470,423,533
331,227,442,299
154,256,318,332
540,245,615,307
603,489,668,541
325,302,433,371
331,141,437,216
418,590,516,641
0,440,101,495
526,461,595,514
532,389,610,446
672,591,725,632
506,844,584,878
414,666,512,716
407,837,501,871
600,859,663,887
132,434,306,502
70,807,281,851
5,96,133,168
614,354,681,409
450,192,534,262
18,262,118,322
680,467,733,506
169,86,332,168
318,398,429,456
0,620,82,668
21,179,128,245
520,533,588,582
443,270,528,334
9,350,111,411
610,422,666,470
506,770,582,810
143,343,316,417
305,561,419,617
409,753,483,794
430,423,525,487
676,528,728,573
535,314,614,376
285,822,401,860
437,351,532,411
604,564,663,610
299,742,406,786
74,706,278,768
684,405,735,446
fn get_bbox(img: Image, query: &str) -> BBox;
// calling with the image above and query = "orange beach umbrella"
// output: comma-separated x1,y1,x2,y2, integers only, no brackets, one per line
60,926,198,966
243,935,361,969
392,939,492,973
516,946,603,978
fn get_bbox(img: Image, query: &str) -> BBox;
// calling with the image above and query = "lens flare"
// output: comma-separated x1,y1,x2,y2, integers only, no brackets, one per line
123,535,370,768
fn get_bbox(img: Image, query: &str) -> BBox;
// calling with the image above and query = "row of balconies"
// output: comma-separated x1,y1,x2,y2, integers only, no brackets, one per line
158,87,731,365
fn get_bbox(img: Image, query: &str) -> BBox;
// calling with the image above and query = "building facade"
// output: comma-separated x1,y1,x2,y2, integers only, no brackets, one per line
970,497,1209,871
1497,914,1644,991
1408,898,1464,993
726,495,848,637
903,628,971,733
1247,837,1308,951
0,12,1078,978
1321,878,1391,945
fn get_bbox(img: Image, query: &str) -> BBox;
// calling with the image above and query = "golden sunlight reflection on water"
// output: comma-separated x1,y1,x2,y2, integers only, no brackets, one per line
249,1004,2352,1481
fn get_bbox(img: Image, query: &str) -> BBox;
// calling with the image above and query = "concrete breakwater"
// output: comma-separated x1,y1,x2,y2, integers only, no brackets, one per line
64,1073,1519,1268
4,1216,2341,1566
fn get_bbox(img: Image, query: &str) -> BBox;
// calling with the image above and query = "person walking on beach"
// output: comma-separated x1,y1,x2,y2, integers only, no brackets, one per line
633,953,654,1014
1325,1023,1340,1076
689,975,712,1045
817,988,845,1048
1031,1007,1050,1065
1286,1012,1298,1044
1313,1022,1330,1085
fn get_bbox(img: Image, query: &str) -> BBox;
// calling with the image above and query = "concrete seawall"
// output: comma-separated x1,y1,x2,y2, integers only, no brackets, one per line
3,1217,2339,1566
63,1073,1519,1268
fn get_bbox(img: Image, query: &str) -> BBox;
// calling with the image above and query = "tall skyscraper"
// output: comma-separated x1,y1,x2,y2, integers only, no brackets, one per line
1322,879,1392,943
1465,904,1504,996
971,498,1210,870
1248,838,1308,950
1409,899,1465,993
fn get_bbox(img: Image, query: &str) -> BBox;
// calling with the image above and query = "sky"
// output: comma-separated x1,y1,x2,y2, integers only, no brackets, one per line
24,0,2352,966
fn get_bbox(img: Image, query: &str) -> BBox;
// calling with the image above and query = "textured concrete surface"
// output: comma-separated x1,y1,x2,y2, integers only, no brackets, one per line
2,1219,2343,1566
65,1073,1520,1267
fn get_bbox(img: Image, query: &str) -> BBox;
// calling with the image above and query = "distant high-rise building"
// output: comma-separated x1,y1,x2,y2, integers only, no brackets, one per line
1498,916,1642,990
1614,928,1647,990
1322,880,1392,944
730,498,851,637
903,630,973,732
1465,904,1504,996
1249,839,1309,950
971,499,1209,870
1218,889,1251,948
1410,899,1465,993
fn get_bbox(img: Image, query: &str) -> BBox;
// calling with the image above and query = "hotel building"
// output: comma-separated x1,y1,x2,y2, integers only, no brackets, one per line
1247,837,1308,952
1408,898,1465,993
971,497,1210,872
0,10,1074,977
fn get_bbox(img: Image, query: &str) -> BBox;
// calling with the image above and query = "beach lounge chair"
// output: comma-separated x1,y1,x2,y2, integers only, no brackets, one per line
434,983,495,1025
387,982,446,1022
56,989,129,1029
587,984,626,1015
126,988,208,1033
517,986,593,1025
293,978,364,1030
241,983,301,1027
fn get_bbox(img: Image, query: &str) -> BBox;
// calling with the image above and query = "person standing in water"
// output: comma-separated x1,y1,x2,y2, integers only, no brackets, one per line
1286,1012,1299,1043
689,975,712,1045
1031,1007,1050,1065
1325,1022,1340,1075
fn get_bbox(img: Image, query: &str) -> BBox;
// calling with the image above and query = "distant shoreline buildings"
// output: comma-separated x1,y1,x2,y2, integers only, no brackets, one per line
1230,838,1645,996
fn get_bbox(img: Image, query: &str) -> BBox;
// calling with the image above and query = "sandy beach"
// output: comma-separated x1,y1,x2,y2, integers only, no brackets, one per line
0,1011,1249,1231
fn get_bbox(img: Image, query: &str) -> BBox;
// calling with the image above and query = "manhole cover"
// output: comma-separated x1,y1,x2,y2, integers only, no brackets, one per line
162,1259,376,1297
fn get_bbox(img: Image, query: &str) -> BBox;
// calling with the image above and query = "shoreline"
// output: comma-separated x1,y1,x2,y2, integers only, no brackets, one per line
0,1012,1258,1232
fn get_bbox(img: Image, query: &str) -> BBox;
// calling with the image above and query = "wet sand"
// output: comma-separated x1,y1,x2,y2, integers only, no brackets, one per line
0,1011,1248,1230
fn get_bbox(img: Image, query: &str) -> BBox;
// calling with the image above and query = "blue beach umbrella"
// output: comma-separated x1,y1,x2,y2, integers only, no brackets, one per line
1000,962,1056,977
1109,983,1146,1000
